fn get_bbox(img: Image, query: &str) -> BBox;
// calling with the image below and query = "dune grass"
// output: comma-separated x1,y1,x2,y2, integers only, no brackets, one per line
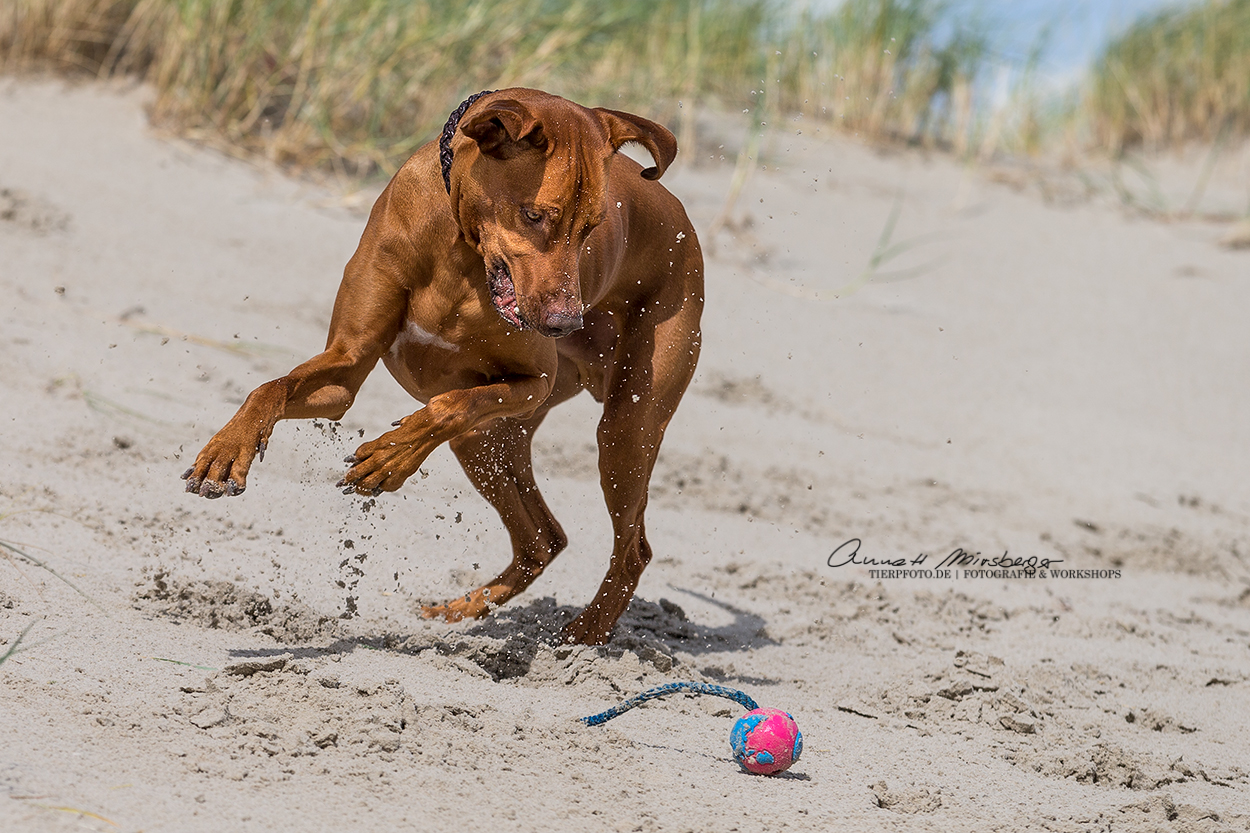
2,0,995,175
1,509,103,610
2,537,102,609
1086,0,1250,152
0,619,38,667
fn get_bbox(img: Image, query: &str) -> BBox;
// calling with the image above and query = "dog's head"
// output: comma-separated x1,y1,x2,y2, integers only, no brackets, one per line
445,88,676,337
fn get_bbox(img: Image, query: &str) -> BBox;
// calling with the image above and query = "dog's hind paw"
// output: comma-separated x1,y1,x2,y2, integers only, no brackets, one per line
560,612,615,646
420,603,469,623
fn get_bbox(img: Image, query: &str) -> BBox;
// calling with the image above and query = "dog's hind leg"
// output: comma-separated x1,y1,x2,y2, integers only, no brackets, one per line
421,415,565,622
422,361,583,622
561,299,702,645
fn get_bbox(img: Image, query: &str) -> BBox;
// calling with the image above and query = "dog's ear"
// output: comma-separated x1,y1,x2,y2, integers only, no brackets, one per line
460,99,548,160
594,108,678,180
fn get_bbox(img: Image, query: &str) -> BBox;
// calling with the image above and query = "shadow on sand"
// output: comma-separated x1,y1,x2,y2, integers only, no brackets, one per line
222,591,780,685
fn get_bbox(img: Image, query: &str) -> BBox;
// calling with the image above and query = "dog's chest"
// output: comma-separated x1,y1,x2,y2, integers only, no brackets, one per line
382,319,464,400
390,319,460,356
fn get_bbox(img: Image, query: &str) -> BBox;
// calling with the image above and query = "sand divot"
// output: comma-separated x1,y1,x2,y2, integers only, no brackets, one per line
134,570,340,642
0,186,71,235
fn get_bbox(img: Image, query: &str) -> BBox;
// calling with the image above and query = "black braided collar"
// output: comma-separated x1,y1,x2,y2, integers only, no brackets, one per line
439,90,496,194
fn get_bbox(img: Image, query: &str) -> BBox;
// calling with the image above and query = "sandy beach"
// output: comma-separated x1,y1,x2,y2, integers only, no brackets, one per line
2,77,1249,831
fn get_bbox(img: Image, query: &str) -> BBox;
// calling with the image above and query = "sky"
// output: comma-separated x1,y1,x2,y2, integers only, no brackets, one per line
987,0,1195,86
805,0,1197,91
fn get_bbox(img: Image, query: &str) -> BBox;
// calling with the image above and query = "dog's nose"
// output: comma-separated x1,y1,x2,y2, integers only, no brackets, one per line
541,311,583,337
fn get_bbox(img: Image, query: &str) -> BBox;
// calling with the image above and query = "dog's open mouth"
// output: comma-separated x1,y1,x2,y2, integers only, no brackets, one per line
487,260,526,329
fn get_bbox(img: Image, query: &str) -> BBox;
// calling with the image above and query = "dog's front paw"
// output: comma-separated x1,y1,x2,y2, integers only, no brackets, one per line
183,383,286,499
182,434,265,499
337,423,434,496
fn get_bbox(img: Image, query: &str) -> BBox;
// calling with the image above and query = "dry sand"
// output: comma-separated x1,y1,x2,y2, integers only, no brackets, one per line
2,78,1249,832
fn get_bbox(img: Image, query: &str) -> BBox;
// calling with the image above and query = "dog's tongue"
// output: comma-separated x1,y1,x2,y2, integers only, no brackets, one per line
488,262,524,329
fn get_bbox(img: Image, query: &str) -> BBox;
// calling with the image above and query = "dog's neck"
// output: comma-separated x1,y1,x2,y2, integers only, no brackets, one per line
440,90,496,194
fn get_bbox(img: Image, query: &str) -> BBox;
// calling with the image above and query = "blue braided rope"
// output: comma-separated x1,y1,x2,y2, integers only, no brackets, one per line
580,682,759,727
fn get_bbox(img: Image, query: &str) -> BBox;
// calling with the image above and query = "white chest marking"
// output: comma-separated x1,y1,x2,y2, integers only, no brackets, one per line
390,320,459,355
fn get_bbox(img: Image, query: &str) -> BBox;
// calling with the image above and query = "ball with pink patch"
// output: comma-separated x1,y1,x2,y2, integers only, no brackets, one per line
731,708,803,775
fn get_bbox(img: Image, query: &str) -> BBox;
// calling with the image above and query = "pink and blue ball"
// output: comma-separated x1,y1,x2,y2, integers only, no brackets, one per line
730,708,802,775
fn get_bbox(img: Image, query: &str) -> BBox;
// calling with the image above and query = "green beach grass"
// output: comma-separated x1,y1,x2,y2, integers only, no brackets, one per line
1087,0,1250,152
6,1,1247,176
2,0,993,174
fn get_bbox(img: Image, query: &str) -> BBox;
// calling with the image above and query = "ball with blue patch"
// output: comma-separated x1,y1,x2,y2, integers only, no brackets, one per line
730,708,802,775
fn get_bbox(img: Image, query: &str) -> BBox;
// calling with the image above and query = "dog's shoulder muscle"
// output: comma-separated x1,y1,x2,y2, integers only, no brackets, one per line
352,143,461,294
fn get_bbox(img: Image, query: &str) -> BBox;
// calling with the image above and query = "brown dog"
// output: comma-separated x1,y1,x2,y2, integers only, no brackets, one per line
181,88,703,645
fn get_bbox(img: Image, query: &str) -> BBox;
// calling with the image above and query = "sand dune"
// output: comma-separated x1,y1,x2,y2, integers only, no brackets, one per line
2,78,1249,832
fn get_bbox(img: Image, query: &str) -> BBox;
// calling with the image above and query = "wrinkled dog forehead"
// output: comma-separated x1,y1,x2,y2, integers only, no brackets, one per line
448,87,676,192
457,93,609,196
443,89,677,250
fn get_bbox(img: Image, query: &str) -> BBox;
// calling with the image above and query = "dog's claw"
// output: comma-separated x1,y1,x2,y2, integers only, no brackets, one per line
199,480,226,499
184,477,201,493
181,467,193,480
257,440,267,463
225,479,244,497
342,486,355,495
343,455,357,464
391,420,403,427
371,487,382,497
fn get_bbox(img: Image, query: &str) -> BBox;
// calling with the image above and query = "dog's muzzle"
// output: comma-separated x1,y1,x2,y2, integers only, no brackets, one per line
487,260,584,337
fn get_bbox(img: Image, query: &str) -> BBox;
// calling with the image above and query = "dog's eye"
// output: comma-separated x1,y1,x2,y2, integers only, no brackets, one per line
521,207,544,224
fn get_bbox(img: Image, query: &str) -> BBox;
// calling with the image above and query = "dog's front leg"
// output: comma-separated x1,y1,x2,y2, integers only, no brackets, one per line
182,349,378,498
338,375,552,495
182,230,411,498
